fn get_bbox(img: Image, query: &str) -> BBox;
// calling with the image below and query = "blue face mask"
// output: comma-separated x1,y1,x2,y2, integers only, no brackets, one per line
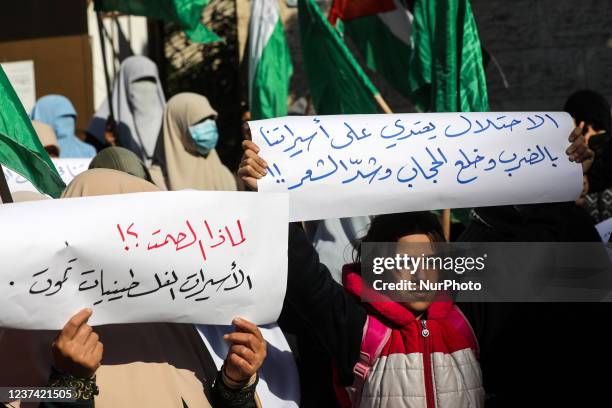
189,119,219,155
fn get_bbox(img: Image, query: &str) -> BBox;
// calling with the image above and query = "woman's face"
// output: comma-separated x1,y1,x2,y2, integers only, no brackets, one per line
395,233,439,317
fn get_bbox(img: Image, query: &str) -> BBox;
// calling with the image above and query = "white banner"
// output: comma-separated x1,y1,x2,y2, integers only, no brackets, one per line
250,112,582,221
3,158,91,194
0,191,288,329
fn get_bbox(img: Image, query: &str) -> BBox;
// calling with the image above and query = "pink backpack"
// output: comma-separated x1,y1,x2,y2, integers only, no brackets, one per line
345,315,392,407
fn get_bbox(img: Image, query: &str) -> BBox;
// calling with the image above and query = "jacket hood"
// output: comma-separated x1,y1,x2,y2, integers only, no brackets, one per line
342,262,454,328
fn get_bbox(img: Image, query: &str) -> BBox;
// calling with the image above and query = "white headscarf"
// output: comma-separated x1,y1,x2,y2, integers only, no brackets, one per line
87,56,166,162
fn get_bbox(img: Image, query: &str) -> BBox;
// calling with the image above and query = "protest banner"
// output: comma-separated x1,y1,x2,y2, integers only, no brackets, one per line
2,158,91,194
250,112,582,221
596,218,612,243
0,191,288,329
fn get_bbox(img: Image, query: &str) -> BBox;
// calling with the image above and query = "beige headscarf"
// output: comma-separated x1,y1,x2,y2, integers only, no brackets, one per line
61,168,159,198
88,147,155,185
12,191,50,202
61,168,216,408
32,120,59,150
149,93,237,191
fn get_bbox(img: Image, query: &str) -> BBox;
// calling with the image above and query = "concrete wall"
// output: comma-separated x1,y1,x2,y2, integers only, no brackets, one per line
471,0,612,111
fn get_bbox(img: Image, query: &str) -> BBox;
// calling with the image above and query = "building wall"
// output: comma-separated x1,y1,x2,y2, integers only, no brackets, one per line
472,0,612,111
0,0,93,138
0,1,150,137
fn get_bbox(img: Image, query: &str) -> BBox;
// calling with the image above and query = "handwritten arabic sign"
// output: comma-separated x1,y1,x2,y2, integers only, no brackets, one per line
250,112,582,221
0,191,288,329
3,158,91,194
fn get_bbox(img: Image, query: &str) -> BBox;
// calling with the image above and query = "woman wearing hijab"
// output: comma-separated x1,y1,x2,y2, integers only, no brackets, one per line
32,120,61,158
31,95,96,158
88,146,154,185
27,168,266,408
87,56,166,163
0,191,52,408
150,93,237,191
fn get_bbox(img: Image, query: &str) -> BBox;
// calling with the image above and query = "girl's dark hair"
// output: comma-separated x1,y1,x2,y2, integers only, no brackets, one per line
353,212,445,263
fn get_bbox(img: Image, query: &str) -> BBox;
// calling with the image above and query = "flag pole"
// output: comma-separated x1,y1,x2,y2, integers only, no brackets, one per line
0,164,14,204
373,93,392,114
442,209,451,241
96,11,118,143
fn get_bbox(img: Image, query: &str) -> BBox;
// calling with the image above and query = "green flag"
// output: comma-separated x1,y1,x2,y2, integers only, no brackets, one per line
0,67,65,198
408,0,489,113
328,0,414,99
298,0,380,115
248,0,293,120
408,0,489,224
94,0,220,43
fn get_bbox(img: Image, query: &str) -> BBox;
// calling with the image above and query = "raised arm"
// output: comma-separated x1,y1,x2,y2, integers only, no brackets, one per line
237,141,366,383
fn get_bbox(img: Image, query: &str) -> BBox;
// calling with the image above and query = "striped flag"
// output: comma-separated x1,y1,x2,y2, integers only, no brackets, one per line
298,0,381,114
248,0,293,119
329,0,414,98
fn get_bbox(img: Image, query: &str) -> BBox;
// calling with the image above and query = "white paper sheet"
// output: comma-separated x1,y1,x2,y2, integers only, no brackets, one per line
0,191,288,329
3,158,91,194
595,217,612,243
1,60,36,113
250,112,582,221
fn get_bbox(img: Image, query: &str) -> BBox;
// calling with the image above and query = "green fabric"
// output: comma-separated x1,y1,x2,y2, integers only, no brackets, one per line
251,19,293,120
407,0,488,113
298,0,379,115
0,66,65,198
344,15,412,98
94,0,220,43
407,0,488,224
89,146,153,182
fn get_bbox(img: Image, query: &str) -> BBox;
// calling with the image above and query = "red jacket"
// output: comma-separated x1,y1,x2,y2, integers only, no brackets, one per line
336,263,485,408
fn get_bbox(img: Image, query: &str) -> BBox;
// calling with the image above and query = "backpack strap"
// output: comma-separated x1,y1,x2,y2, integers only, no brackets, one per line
347,315,391,407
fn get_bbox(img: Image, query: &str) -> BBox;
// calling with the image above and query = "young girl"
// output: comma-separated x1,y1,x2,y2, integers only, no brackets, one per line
342,213,483,407
239,141,493,407
279,212,483,408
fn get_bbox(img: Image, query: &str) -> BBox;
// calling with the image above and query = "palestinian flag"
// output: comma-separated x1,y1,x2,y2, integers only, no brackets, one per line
248,0,293,120
298,0,381,114
329,0,414,98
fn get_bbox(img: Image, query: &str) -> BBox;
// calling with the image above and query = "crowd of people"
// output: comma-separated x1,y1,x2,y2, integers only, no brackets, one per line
1,54,611,408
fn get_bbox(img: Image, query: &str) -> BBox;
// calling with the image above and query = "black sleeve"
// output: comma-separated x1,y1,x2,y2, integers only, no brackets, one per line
39,368,97,408
279,223,367,385
588,139,612,193
210,371,258,408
